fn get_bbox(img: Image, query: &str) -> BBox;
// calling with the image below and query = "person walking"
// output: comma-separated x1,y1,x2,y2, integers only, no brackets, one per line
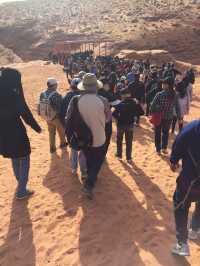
98,77,120,156
150,77,180,155
170,120,200,256
128,72,145,126
112,88,144,163
172,77,192,133
61,77,87,179
0,68,41,199
66,73,111,199
39,78,67,153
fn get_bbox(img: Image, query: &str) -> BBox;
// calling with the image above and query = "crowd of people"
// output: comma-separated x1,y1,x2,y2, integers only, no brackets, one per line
0,51,199,257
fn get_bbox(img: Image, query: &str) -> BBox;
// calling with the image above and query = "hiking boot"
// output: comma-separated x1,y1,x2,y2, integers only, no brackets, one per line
171,242,190,256
82,186,93,200
16,190,35,200
188,228,200,240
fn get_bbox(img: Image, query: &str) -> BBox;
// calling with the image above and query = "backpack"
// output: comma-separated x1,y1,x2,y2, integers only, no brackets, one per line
65,96,93,151
39,91,57,121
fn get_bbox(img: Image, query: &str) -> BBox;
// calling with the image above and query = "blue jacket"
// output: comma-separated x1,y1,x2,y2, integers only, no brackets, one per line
170,120,200,190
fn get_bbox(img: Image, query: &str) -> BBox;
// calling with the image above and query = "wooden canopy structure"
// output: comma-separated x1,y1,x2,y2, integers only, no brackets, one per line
53,39,113,56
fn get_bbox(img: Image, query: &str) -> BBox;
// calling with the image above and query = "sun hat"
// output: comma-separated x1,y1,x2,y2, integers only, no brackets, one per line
47,77,58,87
78,71,86,79
120,76,126,81
77,73,103,91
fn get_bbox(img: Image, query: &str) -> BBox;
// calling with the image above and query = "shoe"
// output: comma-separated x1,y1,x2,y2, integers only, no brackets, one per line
188,228,200,240
60,142,68,149
162,149,168,155
50,147,56,154
157,150,161,155
72,169,77,175
171,242,190,256
82,186,93,200
127,159,133,164
16,190,35,200
115,154,122,161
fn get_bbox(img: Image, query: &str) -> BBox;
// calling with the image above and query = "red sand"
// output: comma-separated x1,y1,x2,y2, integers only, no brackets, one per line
0,61,200,266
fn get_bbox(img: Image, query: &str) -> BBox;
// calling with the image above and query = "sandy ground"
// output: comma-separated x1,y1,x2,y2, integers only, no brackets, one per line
0,61,200,266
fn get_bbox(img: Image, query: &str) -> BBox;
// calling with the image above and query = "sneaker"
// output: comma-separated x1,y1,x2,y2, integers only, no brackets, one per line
188,228,200,240
16,190,35,200
72,169,77,175
171,242,190,256
82,186,93,200
127,159,133,165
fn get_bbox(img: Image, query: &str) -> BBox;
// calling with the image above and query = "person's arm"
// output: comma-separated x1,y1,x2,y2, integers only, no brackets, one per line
112,106,120,121
18,96,41,133
150,92,161,114
135,102,145,117
175,94,181,120
103,97,112,123
170,130,188,171
65,96,77,143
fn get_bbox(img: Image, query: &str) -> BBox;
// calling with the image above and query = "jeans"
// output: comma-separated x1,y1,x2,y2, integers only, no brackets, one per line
83,145,105,190
47,117,66,150
117,124,133,160
70,149,87,175
11,155,30,197
173,188,200,243
155,119,172,152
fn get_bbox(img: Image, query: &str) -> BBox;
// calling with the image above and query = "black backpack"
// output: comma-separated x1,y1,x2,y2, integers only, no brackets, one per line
65,95,93,151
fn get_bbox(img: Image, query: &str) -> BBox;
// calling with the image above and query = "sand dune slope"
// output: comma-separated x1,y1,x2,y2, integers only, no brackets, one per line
0,62,200,266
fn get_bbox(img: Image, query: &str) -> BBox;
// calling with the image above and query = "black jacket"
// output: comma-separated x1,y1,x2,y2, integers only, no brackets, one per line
112,98,144,126
60,89,81,124
0,91,41,159
128,81,145,103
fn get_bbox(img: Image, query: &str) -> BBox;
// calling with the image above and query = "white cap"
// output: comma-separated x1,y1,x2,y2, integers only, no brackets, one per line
47,77,58,86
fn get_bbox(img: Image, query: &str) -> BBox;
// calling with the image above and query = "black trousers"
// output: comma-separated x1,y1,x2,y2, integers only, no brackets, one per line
105,122,112,156
83,145,105,190
155,119,172,152
172,116,183,133
117,124,133,160
173,187,200,243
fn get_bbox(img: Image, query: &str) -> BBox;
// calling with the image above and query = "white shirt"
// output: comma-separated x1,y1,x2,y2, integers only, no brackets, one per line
78,94,107,147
